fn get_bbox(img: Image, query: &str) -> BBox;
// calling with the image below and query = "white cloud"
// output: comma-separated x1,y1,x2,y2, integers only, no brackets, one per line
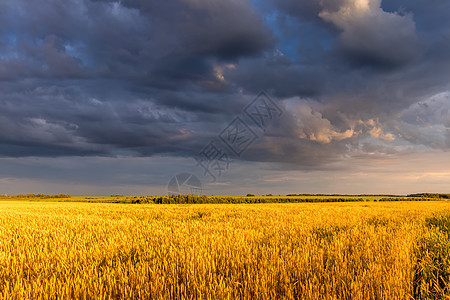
291,101,355,143
392,91,450,148
357,119,395,142
288,99,396,144
318,0,418,65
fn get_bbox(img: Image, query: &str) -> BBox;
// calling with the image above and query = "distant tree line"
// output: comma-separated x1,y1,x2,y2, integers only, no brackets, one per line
1,194,71,199
407,193,450,199
286,194,403,197
1,193,445,204
119,194,433,205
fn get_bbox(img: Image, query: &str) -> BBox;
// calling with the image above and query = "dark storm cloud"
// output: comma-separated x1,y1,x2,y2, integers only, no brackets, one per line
0,0,275,158
0,0,275,83
319,0,419,68
226,54,327,98
0,0,449,172
251,0,449,164
0,79,220,157
271,0,420,68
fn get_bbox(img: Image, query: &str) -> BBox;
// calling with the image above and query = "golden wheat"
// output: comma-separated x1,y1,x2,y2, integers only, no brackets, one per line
0,200,449,299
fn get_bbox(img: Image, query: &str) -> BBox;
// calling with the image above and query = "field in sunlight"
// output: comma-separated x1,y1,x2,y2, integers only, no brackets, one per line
1,200,450,299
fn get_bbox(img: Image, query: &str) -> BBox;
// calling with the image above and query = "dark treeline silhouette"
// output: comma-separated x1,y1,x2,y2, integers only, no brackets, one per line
408,193,450,199
123,194,432,205
0,193,445,204
1,194,71,198
286,194,403,197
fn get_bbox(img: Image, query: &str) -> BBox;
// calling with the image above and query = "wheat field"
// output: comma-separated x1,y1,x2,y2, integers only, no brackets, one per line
0,200,449,299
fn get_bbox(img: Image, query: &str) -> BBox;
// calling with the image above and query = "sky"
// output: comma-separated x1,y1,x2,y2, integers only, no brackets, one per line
0,0,449,196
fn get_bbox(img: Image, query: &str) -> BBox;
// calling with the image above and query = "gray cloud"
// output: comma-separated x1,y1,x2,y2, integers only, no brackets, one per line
318,0,419,68
0,0,449,175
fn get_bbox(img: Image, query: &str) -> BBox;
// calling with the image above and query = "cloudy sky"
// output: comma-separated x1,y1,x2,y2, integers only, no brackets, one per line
0,0,449,196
